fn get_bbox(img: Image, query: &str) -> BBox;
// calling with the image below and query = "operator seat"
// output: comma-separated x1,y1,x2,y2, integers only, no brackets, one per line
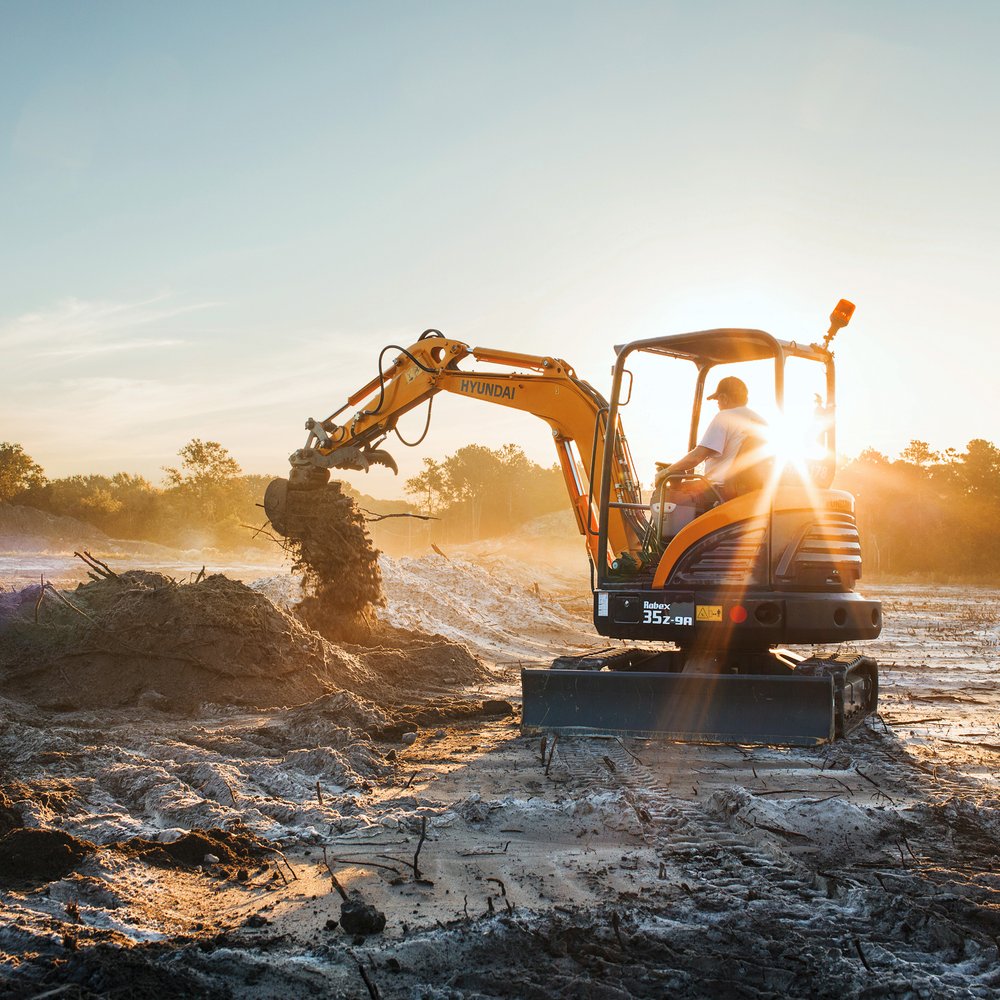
726,433,773,498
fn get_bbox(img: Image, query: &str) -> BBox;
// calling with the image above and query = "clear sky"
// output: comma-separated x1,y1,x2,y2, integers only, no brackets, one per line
2,1,997,497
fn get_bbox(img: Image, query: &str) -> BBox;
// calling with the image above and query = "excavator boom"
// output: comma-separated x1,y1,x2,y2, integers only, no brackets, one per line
267,333,648,567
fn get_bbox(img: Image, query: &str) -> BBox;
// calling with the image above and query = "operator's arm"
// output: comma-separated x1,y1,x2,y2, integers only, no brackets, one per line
654,445,717,487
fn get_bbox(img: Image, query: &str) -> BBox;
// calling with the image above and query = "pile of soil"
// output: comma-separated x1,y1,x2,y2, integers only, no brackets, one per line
0,567,487,715
0,828,94,884
120,826,276,873
0,502,112,553
345,623,490,693
0,570,380,713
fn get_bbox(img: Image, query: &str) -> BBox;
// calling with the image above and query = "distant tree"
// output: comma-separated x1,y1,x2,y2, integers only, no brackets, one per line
411,443,565,539
837,437,1000,580
0,442,46,501
225,472,282,545
78,486,123,518
438,445,501,537
164,439,242,488
405,458,446,516
24,473,157,536
104,473,158,537
957,438,1000,500
855,448,889,466
899,440,939,467
163,439,243,529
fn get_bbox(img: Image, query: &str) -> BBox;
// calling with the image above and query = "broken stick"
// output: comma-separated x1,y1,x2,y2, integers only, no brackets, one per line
321,846,349,900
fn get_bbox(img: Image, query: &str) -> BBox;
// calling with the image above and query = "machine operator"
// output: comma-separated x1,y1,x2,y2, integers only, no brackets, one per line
654,376,767,500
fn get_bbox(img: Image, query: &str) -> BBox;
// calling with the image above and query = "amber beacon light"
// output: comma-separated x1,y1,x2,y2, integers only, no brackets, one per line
822,298,856,350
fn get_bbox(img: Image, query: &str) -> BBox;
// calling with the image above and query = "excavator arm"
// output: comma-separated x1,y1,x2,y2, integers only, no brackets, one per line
267,332,648,566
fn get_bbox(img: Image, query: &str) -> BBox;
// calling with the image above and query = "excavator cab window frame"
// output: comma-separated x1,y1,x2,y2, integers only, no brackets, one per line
617,368,634,407
596,329,836,589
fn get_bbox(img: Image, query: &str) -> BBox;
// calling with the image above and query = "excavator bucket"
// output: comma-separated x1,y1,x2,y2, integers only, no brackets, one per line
264,476,334,539
520,654,877,747
265,448,398,538
263,478,291,536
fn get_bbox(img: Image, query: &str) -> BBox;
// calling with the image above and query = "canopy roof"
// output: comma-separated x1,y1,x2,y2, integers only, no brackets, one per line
614,329,829,367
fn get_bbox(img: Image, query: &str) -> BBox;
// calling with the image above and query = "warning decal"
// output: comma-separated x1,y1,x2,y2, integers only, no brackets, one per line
696,605,723,622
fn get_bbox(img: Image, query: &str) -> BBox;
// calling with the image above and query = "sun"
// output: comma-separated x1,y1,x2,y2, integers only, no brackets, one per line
764,414,827,471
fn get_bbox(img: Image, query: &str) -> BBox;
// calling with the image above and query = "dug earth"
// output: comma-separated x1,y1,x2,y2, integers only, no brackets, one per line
1,514,999,997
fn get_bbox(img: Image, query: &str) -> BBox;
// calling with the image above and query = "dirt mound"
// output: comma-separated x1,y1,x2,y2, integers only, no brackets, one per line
0,570,380,712
121,826,276,872
0,828,95,884
0,502,111,552
0,565,490,715
345,623,490,692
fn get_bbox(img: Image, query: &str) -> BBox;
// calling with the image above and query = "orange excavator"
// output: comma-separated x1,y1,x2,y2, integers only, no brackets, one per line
265,300,880,745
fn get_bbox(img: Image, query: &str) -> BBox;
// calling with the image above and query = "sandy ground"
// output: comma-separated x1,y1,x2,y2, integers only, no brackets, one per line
1,546,998,998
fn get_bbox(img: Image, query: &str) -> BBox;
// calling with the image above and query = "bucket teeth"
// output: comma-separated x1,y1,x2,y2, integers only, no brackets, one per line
324,446,369,472
324,446,398,474
366,449,398,474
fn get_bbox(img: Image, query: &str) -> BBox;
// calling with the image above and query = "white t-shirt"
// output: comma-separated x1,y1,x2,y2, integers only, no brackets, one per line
698,406,767,485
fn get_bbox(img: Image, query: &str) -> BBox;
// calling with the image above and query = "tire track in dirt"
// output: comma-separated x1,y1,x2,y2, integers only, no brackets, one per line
542,731,1000,999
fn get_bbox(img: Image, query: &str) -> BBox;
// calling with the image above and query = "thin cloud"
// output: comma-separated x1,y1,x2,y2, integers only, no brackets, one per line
0,302,478,482
0,294,216,365
37,337,184,359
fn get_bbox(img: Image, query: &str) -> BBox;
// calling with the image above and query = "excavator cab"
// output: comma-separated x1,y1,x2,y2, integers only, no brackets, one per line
605,325,842,571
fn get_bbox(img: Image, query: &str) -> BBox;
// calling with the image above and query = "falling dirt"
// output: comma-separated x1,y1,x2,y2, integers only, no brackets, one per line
281,481,386,642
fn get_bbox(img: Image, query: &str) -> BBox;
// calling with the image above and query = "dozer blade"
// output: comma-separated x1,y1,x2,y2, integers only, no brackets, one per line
521,657,877,746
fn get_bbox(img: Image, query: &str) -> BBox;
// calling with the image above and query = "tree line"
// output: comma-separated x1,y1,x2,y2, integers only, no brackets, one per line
837,439,1000,580
403,444,567,539
0,439,274,548
0,439,567,551
3,436,1000,578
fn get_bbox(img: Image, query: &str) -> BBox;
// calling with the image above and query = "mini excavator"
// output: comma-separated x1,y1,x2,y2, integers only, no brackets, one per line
265,300,880,745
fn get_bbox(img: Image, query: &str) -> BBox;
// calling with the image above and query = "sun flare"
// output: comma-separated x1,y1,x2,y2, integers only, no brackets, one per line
763,413,830,474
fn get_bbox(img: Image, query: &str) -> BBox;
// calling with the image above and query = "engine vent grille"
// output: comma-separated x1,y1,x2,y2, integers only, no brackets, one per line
672,524,768,586
777,512,861,586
